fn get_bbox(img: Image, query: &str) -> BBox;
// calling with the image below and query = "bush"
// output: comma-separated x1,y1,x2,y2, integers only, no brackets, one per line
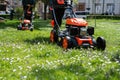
88,15,120,20
0,14,9,19
15,7,23,19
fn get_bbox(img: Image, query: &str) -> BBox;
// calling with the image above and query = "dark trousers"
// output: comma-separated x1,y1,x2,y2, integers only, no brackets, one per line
53,8,65,27
23,5,32,22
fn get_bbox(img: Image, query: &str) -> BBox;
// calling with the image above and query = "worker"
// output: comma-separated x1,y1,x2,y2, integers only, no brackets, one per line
22,0,35,22
49,0,73,27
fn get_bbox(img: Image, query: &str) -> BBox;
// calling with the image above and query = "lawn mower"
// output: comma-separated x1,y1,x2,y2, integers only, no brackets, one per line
17,4,33,31
50,0,106,50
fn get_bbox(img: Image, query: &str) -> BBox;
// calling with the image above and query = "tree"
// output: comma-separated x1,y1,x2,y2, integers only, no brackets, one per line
31,0,48,20
0,0,5,3
40,0,49,20
73,0,78,4
0,0,7,11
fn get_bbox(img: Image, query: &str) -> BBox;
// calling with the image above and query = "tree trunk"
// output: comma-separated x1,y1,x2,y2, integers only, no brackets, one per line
44,3,47,20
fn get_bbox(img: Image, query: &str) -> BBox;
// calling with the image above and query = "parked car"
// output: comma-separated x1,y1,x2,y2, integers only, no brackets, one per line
74,11,89,19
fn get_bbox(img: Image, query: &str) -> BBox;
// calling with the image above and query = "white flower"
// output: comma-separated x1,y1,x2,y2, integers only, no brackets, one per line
2,57,5,60
37,42,40,45
64,77,67,80
88,62,91,65
76,72,79,75
27,66,31,69
6,58,9,61
13,69,16,72
10,62,12,65
36,64,40,66
32,64,35,67
23,76,27,79
116,60,119,63
17,58,21,61
11,57,14,60
116,69,120,72
35,69,38,72
53,65,57,69
18,66,23,70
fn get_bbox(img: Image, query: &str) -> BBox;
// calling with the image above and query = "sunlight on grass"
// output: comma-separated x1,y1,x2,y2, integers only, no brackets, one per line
0,19,120,80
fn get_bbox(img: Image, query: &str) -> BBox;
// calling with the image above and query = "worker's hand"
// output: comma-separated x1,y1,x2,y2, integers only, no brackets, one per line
27,4,31,6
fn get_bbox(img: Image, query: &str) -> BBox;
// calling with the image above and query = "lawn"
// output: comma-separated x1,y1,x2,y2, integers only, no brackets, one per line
0,18,120,80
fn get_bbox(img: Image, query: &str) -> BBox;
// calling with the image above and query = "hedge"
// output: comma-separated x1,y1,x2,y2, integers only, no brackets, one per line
87,15,120,20
0,14,120,20
0,14,10,19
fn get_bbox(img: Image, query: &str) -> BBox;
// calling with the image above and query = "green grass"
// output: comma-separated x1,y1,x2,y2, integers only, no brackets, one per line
0,19,120,80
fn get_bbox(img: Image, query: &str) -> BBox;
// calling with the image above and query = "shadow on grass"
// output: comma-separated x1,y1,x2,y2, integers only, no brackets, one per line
0,19,51,30
24,36,50,45
0,21,19,29
33,20,51,30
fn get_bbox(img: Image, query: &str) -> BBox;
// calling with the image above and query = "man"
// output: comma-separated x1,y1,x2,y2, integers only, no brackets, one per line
22,0,35,21
50,0,73,28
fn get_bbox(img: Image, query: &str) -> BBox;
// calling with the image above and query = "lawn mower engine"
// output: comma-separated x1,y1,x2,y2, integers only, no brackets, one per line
66,18,94,36
17,18,33,31
58,18,106,50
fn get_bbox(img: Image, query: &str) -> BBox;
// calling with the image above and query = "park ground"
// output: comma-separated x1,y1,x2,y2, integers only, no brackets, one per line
0,18,120,80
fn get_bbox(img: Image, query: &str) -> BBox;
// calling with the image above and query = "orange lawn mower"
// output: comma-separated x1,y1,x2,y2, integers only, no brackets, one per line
17,5,33,31
50,0,106,50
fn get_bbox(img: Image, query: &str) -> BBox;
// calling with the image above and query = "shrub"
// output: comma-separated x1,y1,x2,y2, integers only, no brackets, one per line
0,14,9,19
88,15,120,20
15,7,23,19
